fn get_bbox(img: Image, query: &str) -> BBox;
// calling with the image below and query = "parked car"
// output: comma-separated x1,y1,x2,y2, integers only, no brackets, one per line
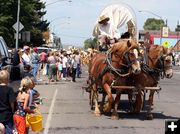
37,47,50,54
0,36,9,58
0,36,22,81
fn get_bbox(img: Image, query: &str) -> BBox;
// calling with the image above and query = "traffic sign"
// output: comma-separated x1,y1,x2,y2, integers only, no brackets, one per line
163,40,170,47
13,22,24,32
162,26,169,37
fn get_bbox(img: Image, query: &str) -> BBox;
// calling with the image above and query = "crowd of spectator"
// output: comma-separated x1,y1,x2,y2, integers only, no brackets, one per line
0,45,82,83
0,45,83,133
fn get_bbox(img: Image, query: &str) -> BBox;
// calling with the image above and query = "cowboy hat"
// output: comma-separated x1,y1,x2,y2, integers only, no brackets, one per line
98,15,110,23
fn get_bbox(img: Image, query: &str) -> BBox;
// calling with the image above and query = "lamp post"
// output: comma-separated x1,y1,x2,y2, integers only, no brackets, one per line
176,20,180,42
15,0,20,49
45,0,72,6
139,10,164,44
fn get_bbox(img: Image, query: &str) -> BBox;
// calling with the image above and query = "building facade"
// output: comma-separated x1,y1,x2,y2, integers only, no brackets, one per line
139,30,180,48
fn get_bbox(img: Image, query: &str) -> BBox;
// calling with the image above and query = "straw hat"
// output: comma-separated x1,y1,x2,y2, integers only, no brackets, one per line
98,15,110,23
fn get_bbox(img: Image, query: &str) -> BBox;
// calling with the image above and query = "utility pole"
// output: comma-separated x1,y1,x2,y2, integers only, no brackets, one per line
15,0,20,49
176,20,180,43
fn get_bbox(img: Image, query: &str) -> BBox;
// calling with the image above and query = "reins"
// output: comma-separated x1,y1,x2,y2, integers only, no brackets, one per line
106,51,130,77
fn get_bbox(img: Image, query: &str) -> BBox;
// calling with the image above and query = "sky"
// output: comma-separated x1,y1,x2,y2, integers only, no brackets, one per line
42,0,180,47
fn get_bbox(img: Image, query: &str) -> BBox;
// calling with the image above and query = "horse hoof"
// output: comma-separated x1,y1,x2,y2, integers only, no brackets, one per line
103,107,111,113
94,113,101,117
111,115,119,120
146,114,153,120
103,109,111,113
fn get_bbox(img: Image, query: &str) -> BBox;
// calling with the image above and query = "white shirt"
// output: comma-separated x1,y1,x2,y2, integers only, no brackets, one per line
99,23,118,39
75,55,80,64
94,22,120,39
62,56,68,68
22,53,31,65
71,58,78,68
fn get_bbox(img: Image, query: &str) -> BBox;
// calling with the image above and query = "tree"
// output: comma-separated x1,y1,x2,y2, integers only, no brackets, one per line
0,0,49,47
143,18,165,30
84,38,97,49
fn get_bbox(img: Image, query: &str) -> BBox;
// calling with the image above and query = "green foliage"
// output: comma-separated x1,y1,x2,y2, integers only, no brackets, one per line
0,0,49,47
84,38,98,49
143,18,165,30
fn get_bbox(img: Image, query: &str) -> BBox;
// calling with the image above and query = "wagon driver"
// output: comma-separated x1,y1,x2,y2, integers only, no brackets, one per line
93,15,120,51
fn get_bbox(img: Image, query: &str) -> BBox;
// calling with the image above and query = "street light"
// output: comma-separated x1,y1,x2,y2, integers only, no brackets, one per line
45,0,72,6
139,10,163,20
139,10,164,44
15,0,20,49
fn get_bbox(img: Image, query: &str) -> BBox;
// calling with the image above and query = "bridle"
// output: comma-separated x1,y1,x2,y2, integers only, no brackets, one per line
142,52,173,79
156,53,173,77
123,47,141,68
105,46,140,77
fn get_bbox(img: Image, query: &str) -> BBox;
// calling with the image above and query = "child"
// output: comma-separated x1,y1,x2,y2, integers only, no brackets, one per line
0,123,5,134
13,77,35,134
0,70,16,134
28,77,40,107
23,65,34,78
25,77,40,133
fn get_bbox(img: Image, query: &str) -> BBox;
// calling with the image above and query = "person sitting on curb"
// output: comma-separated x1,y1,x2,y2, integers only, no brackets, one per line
23,64,34,78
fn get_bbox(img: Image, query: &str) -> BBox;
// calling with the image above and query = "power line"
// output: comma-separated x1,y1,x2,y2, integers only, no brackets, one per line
46,0,72,6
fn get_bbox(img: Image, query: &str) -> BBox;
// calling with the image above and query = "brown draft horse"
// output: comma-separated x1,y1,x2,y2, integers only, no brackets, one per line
89,39,141,117
113,45,173,120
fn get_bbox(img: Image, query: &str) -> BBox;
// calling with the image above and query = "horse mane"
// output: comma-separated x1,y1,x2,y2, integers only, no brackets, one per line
150,45,170,55
162,45,171,54
110,39,138,54
110,40,127,53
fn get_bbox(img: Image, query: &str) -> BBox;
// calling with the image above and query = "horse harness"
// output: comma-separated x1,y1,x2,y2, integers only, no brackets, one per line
141,49,173,81
86,48,139,92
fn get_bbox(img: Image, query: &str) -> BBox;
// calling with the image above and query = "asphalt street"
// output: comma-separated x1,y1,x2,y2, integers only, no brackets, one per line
27,66,180,134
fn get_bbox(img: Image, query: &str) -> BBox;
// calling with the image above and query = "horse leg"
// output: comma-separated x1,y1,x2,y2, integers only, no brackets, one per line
89,88,94,110
134,90,144,113
93,84,101,116
103,83,114,113
128,90,134,113
146,90,155,120
100,92,106,113
111,92,121,120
